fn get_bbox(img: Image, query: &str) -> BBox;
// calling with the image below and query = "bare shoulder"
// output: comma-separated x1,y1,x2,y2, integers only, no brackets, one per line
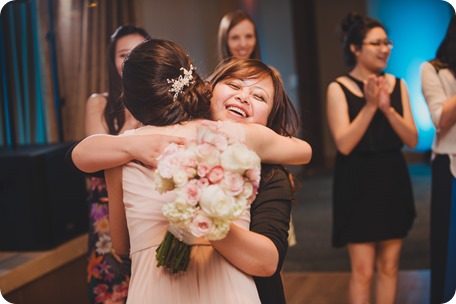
383,73,402,92
327,79,346,98
332,76,363,97
87,93,108,106
327,79,343,91
86,93,108,113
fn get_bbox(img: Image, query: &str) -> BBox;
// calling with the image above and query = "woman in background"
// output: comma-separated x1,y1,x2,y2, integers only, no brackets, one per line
421,15,456,304
84,25,149,303
217,10,261,61
326,13,417,304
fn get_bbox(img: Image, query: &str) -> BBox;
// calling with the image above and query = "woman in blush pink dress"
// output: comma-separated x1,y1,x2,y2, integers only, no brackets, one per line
76,38,311,303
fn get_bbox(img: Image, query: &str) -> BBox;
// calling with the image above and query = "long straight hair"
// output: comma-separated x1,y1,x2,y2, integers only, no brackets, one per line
436,15,456,76
105,25,149,135
217,10,261,62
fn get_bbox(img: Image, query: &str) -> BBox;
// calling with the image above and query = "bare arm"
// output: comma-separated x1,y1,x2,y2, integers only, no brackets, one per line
326,80,377,155
211,166,291,277
421,62,456,134
242,124,312,165
440,96,456,133
85,94,109,136
105,166,130,255
211,224,278,276
72,133,186,173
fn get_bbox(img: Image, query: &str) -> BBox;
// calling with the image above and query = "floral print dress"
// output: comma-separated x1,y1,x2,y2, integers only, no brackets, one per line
87,177,130,303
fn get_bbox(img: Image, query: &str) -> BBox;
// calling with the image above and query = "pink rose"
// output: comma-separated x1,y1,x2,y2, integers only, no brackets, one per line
207,166,225,184
189,210,214,238
185,179,201,206
197,164,209,177
212,134,228,151
221,172,244,196
197,178,209,188
157,150,183,179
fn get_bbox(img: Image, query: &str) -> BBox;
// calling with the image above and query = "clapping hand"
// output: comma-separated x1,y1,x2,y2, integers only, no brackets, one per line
364,74,381,108
377,76,391,113
363,75,390,112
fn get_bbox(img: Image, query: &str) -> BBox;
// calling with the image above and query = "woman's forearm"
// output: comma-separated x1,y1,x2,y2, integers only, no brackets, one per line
244,124,312,165
210,224,279,277
382,106,418,148
439,95,456,133
72,134,136,173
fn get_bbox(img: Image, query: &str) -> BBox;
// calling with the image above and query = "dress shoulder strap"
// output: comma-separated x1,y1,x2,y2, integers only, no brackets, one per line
344,74,364,92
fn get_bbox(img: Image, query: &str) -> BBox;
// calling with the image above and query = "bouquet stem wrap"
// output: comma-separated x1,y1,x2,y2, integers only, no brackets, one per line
155,225,194,273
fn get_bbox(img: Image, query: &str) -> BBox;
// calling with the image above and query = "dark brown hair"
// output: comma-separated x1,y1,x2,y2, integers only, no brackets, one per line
121,38,212,126
105,25,150,134
340,13,386,68
208,57,299,137
436,15,456,76
217,10,261,62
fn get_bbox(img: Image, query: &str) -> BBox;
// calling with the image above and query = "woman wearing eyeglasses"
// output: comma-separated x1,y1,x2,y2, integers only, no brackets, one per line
326,12,417,303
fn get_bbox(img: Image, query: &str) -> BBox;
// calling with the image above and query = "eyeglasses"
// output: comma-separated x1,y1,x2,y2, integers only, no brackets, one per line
363,40,393,49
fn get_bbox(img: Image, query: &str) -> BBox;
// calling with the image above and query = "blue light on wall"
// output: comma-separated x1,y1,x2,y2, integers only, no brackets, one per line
368,0,454,151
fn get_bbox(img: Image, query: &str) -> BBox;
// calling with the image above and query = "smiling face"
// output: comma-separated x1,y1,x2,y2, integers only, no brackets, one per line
115,33,147,75
227,19,257,60
353,27,391,73
210,76,274,126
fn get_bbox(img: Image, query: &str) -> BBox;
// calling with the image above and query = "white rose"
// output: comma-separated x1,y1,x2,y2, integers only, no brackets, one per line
199,184,235,220
173,169,188,188
239,181,254,200
220,143,261,174
162,201,195,226
206,220,230,240
195,143,220,167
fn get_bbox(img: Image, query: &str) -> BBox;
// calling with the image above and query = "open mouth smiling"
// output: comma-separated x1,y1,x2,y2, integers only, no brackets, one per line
226,106,247,117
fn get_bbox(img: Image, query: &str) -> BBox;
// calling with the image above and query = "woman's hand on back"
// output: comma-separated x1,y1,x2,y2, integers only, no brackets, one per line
127,134,186,167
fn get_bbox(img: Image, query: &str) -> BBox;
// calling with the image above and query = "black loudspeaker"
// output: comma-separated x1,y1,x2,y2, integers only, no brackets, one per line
0,142,88,250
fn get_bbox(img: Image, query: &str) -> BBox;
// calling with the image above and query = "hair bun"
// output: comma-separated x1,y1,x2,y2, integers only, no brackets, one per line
341,12,363,35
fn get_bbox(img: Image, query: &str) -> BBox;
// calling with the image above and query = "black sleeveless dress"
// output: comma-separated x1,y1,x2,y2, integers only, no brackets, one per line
331,75,416,247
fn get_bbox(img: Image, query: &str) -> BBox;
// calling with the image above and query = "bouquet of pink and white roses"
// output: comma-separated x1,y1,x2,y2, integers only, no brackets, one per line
154,122,261,273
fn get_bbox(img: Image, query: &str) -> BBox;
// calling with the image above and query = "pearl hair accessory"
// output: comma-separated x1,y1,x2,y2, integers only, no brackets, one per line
167,64,195,100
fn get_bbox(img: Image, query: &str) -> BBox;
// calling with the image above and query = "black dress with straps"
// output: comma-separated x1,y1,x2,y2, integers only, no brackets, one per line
331,75,416,247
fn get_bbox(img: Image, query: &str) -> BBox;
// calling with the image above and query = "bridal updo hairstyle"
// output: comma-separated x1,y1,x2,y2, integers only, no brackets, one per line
340,13,385,68
208,57,299,137
121,38,212,126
